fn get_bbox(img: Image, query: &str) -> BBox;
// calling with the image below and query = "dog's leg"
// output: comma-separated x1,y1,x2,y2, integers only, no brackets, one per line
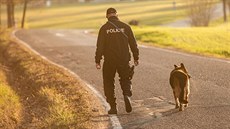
184,90,189,108
179,87,185,111
173,91,179,109
184,80,190,108
179,103,184,111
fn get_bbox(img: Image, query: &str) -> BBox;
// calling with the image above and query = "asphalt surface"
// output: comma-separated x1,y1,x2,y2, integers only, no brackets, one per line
16,29,230,129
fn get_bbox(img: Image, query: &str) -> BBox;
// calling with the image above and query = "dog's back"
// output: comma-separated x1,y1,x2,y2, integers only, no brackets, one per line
170,63,190,111
170,70,189,104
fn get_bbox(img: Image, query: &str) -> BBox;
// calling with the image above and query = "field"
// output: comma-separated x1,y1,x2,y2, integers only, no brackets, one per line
9,0,187,29
133,26,230,58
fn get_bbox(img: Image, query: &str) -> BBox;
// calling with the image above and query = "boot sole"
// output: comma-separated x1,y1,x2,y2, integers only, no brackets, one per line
108,111,117,115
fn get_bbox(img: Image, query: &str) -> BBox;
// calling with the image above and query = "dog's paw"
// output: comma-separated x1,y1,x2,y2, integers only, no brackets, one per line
179,104,184,111
184,104,188,107
175,105,179,109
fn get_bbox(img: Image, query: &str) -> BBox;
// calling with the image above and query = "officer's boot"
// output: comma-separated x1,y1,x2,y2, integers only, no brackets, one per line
108,103,117,114
124,95,132,113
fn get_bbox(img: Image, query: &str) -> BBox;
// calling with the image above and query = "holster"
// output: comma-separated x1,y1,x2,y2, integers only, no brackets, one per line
129,65,135,80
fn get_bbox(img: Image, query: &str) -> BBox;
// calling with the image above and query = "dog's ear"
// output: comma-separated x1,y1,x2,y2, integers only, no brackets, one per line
181,63,189,73
174,65,178,68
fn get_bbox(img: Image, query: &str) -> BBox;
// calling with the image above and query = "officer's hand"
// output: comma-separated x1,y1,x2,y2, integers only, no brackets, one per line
96,63,101,69
134,60,139,66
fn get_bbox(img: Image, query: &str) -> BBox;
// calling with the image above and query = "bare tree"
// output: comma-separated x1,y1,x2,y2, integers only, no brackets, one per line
187,0,217,27
227,0,230,15
0,0,2,27
223,0,227,22
7,0,14,28
21,0,28,28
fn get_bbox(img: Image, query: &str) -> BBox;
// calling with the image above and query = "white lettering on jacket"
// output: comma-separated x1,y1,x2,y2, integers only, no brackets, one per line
106,28,125,34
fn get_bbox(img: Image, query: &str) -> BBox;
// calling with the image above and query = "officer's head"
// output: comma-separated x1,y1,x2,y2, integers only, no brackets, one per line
106,8,118,18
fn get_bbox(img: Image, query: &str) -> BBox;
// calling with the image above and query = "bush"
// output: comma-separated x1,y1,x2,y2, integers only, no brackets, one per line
129,20,139,26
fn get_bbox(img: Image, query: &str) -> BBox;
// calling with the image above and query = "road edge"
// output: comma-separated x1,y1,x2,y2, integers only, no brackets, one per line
11,29,123,129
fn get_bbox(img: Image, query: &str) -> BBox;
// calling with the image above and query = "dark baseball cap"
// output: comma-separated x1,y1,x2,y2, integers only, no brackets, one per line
106,8,117,15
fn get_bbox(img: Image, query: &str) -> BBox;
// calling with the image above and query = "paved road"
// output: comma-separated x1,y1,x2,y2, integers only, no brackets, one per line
16,29,230,129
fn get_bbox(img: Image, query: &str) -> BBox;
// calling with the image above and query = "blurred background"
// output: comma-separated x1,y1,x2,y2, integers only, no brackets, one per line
0,0,229,29
1,0,230,59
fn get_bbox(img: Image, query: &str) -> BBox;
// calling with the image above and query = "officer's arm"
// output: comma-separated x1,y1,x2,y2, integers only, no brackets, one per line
127,26,139,61
95,27,105,64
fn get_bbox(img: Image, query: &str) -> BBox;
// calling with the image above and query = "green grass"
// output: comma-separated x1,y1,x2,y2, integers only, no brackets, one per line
210,15,230,27
9,0,187,29
134,26,230,58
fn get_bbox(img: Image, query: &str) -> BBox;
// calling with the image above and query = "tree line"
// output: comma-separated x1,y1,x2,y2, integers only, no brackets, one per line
0,0,39,28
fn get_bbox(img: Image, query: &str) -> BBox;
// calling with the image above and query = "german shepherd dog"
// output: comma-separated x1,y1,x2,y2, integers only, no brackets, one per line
170,63,191,111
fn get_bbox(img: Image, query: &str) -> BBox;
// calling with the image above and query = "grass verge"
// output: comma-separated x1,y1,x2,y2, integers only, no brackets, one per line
0,29,108,128
0,65,21,128
133,26,230,59
0,29,21,129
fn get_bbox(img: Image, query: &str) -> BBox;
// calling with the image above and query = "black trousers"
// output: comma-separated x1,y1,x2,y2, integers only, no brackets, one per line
103,61,132,105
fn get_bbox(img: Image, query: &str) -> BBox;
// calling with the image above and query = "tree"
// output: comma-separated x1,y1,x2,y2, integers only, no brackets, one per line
0,0,2,27
187,0,216,27
7,0,15,28
227,0,230,16
3,0,30,28
1,0,26,28
21,0,28,28
223,0,227,22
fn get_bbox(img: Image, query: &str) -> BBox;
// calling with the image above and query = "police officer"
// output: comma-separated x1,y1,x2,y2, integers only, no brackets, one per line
95,8,139,114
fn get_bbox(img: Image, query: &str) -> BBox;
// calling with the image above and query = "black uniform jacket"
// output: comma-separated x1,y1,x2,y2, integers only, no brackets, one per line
95,16,139,65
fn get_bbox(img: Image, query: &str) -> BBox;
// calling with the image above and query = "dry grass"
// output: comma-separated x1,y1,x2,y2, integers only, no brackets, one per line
0,29,21,128
0,30,108,128
0,68,21,128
